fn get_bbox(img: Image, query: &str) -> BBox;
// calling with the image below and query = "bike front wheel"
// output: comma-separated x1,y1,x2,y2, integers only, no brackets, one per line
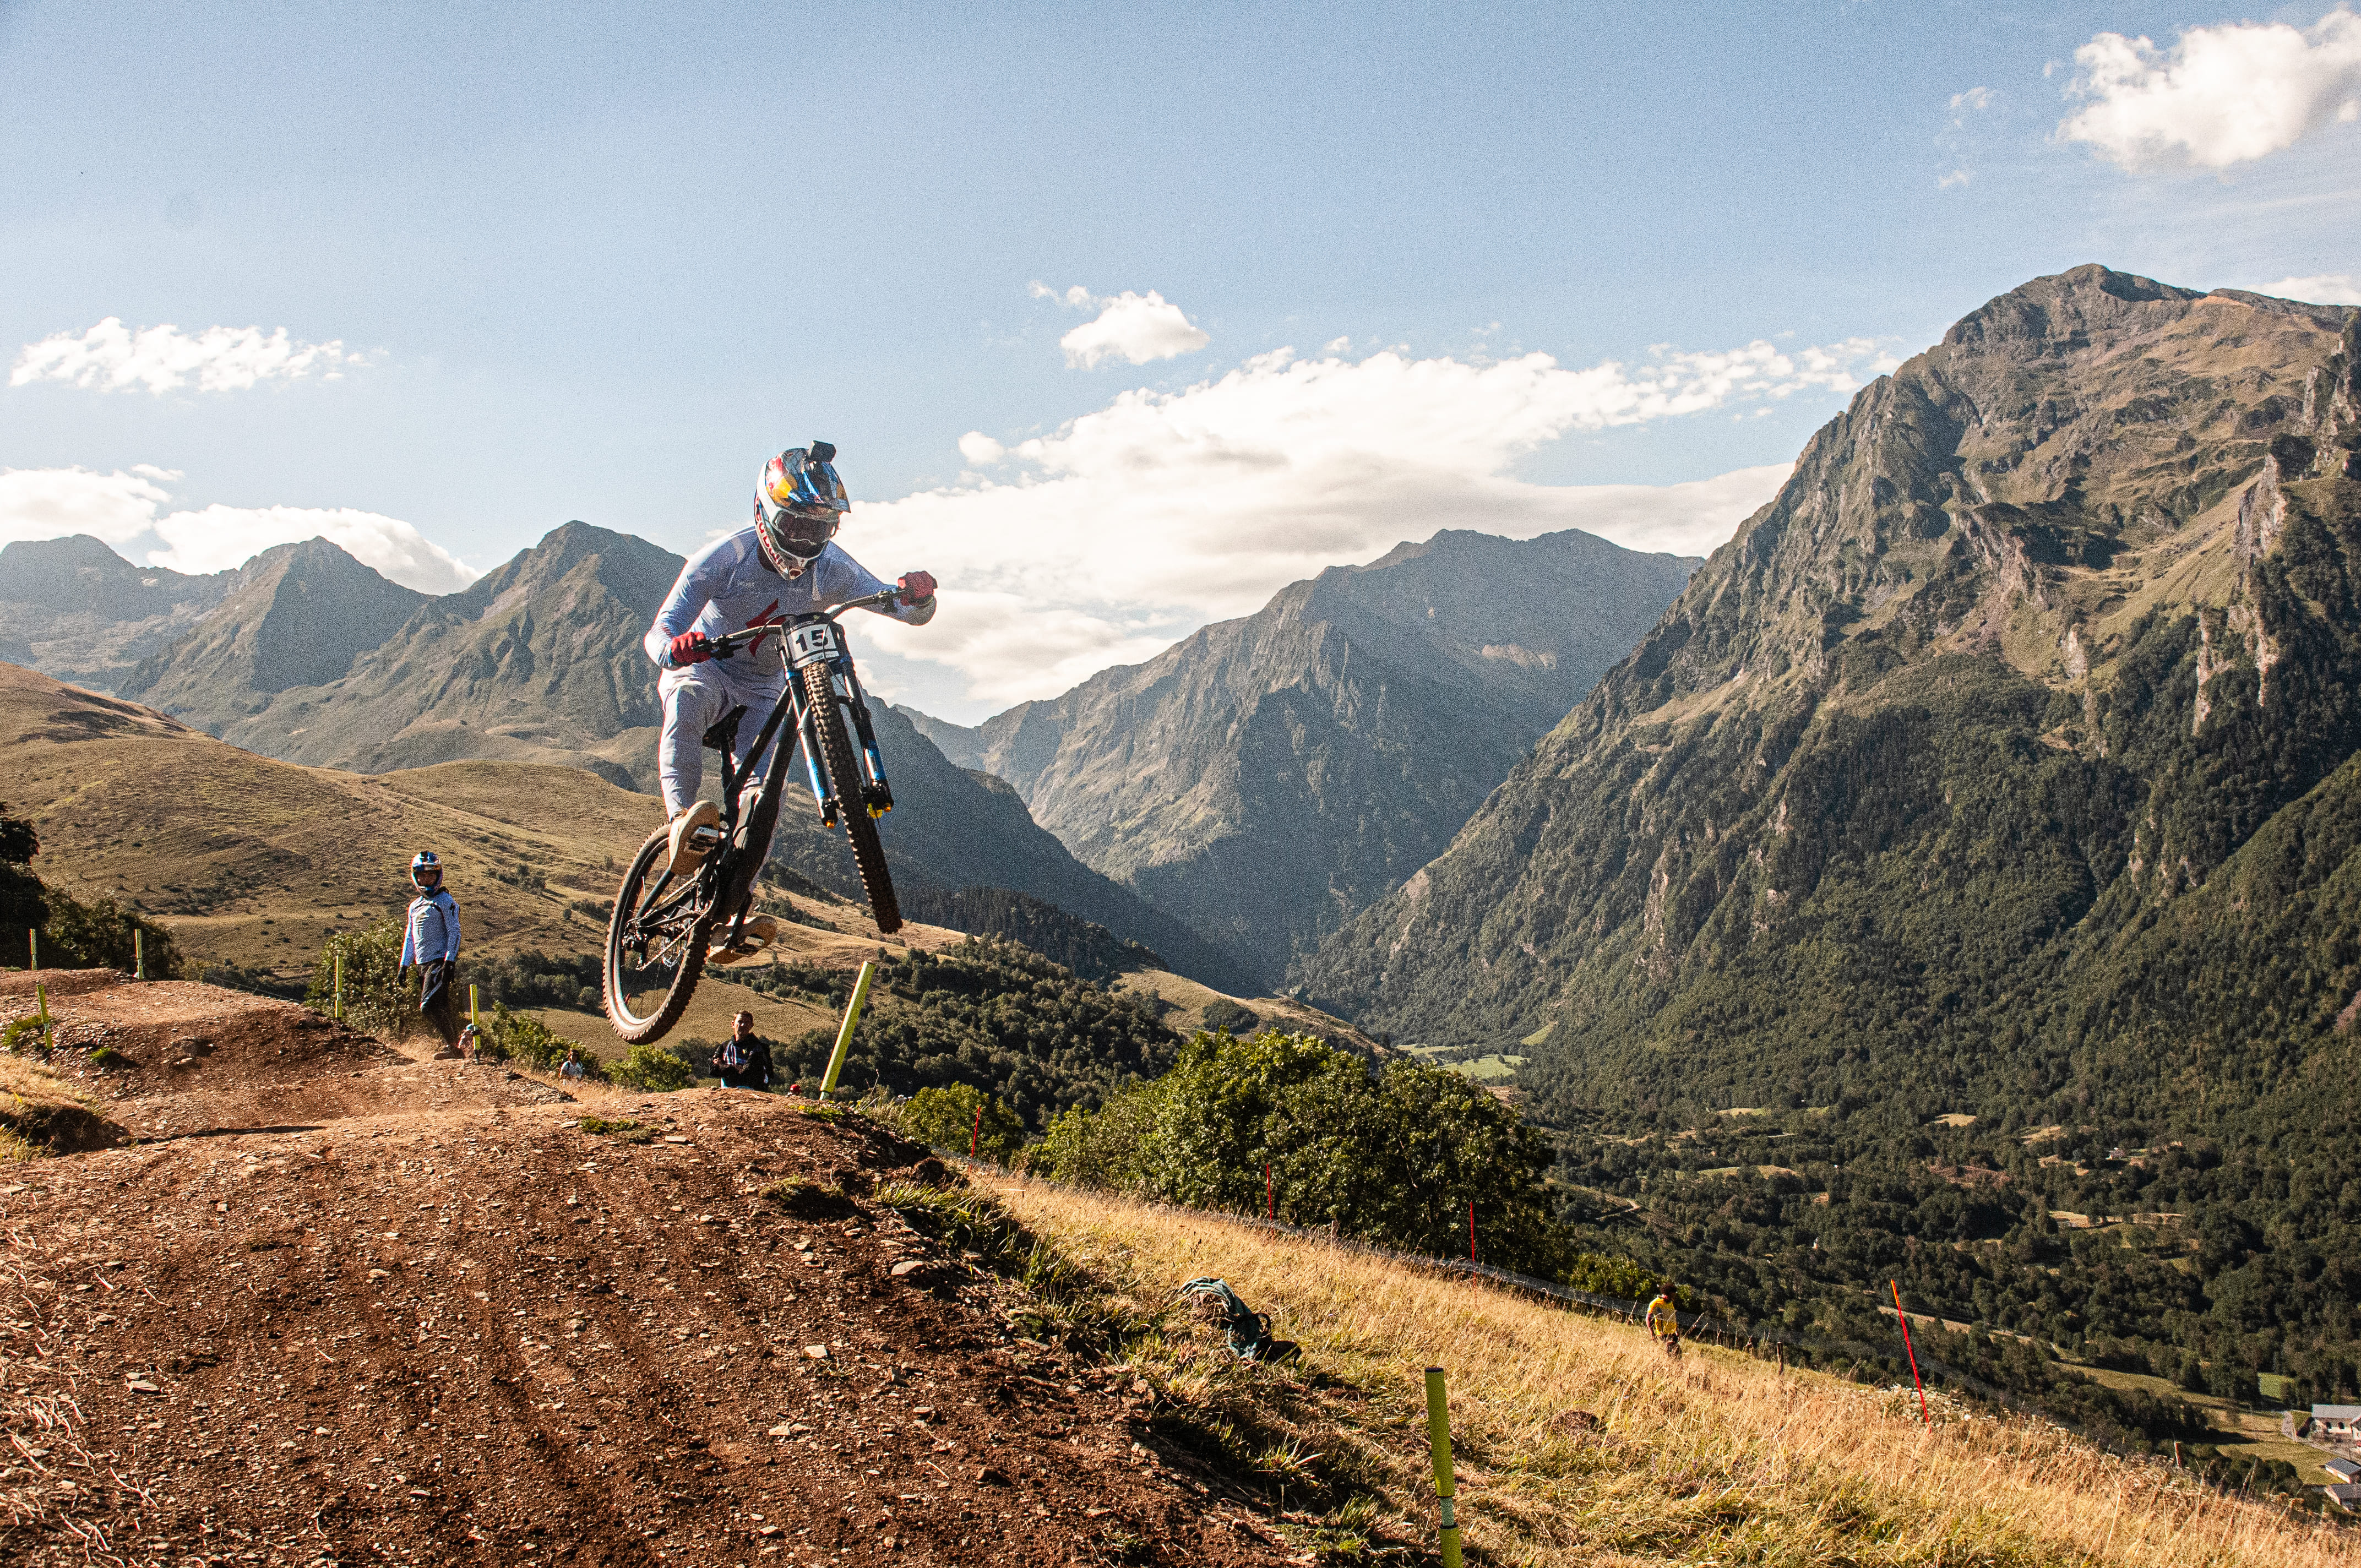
803,660,902,934
604,824,715,1044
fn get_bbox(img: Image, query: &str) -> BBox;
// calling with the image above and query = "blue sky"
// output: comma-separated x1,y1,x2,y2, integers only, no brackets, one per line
4,2,2357,718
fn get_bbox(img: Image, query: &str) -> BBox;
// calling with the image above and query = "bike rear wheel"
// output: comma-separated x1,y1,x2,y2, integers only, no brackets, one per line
803,660,902,934
604,824,715,1044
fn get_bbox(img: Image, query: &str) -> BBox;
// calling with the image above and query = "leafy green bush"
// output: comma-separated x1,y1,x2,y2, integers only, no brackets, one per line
304,919,416,1039
1199,998,1259,1036
1032,1028,1572,1277
474,1003,605,1080
41,892,182,978
905,1082,1025,1163
2,1016,51,1056
611,1043,694,1091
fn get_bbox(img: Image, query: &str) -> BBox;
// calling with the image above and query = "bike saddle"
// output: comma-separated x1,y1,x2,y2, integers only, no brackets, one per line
701,706,748,752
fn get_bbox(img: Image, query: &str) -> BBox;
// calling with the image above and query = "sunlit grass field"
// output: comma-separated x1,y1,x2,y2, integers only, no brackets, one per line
989,1175,2357,1568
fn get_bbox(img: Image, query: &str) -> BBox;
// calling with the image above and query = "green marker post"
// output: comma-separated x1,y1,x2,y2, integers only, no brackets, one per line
134,929,143,982
333,951,344,1022
818,960,876,1101
1424,1366,1463,1568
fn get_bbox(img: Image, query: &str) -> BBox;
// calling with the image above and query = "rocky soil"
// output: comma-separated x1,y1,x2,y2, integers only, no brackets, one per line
0,973,1297,1566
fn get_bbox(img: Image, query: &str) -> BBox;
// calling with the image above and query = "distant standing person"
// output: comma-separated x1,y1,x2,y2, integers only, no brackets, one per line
561,1048,589,1082
398,851,463,1049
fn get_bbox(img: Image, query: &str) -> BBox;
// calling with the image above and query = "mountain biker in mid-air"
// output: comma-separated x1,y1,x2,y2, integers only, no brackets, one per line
643,442,936,964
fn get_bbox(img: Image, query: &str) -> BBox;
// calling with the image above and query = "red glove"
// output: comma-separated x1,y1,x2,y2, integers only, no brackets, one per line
897,570,937,606
668,630,713,666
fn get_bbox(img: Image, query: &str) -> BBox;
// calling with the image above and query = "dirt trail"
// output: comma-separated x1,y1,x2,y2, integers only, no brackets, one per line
0,976,1296,1565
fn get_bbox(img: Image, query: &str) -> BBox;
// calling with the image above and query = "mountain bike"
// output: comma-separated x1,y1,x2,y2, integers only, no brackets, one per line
603,588,904,1044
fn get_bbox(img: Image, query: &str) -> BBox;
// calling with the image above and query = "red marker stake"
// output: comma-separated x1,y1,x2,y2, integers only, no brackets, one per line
971,1105,980,1160
1891,1280,1930,1424
1265,1162,1273,1221
1468,1199,1476,1269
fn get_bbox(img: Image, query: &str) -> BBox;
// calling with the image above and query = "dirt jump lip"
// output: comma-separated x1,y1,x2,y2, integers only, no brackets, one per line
0,973,1300,1565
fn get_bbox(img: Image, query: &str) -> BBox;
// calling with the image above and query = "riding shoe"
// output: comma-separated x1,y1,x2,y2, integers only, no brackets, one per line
666,800,723,875
709,913,781,967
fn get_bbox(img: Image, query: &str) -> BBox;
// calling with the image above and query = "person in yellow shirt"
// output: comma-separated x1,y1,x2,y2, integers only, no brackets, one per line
1645,1289,1682,1358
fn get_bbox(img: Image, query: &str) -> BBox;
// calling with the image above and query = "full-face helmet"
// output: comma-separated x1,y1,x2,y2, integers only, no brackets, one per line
754,442,849,578
410,851,443,891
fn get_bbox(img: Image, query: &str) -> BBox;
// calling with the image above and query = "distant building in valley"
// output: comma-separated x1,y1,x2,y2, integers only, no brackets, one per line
2326,1457,2361,1483
2313,1405,2361,1440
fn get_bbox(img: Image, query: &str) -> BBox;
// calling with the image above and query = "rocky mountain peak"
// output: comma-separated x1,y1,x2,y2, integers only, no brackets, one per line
1301,268,2361,1054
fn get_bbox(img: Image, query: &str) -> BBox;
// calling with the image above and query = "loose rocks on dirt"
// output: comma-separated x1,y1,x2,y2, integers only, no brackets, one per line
0,974,1297,1566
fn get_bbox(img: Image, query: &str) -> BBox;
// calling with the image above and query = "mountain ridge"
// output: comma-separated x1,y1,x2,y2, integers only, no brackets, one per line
1301,263,2361,1063
0,534,234,692
68,524,1258,990
918,526,1696,987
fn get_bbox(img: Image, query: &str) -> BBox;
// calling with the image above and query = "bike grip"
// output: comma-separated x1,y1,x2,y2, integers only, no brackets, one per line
669,630,714,666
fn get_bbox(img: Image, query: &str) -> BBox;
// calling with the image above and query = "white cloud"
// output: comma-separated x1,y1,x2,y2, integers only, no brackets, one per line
0,466,475,592
2252,272,2361,304
10,317,363,394
852,336,1891,706
1032,282,1211,368
1938,86,1995,188
2058,9,2361,170
957,431,1006,465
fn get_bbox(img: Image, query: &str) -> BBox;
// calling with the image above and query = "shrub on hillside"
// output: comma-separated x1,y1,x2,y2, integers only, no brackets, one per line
43,892,183,978
0,804,182,977
1199,998,1259,1036
905,1082,1024,1163
1031,1029,1573,1277
611,1043,694,1091
1,806,48,967
305,919,415,1039
474,1003,605,1080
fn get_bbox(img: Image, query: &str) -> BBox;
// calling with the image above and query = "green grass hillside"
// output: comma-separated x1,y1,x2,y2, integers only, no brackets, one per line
1299,270,2361,1408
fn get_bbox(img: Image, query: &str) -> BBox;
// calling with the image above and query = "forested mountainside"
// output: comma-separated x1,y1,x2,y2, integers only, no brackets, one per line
1301,266,2361,1395
0,533,232,692
915,527,1694,989
80,523,1250,989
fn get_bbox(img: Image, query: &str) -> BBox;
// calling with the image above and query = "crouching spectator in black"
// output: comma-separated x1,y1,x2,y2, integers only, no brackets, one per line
716,1010,774,1091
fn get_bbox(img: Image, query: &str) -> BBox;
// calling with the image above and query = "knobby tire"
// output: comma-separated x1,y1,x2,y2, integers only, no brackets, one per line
603,824,712,1044
804,660,902,934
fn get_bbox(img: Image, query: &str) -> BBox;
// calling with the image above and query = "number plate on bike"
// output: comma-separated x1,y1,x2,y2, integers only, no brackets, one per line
786,622,839,667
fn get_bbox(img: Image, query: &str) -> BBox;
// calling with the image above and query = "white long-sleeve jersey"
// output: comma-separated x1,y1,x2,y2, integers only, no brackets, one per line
643,528,934,670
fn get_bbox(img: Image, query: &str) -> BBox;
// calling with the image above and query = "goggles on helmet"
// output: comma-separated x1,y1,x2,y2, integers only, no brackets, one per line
755,445,849,572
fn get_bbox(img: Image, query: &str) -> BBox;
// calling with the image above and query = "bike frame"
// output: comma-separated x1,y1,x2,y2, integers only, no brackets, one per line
624,590,899,958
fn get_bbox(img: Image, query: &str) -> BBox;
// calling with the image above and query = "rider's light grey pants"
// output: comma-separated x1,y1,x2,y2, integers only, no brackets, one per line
657,661,790,818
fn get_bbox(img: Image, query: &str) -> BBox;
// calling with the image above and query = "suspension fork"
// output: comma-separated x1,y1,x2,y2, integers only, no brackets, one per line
836,656,894,812
790,677,836,824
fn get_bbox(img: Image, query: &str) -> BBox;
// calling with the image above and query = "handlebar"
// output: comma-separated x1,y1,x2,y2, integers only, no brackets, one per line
704,587,905,658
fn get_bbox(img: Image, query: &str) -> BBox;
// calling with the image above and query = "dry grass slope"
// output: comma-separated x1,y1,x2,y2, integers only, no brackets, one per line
992,1179,2356,1568
0,663,964,990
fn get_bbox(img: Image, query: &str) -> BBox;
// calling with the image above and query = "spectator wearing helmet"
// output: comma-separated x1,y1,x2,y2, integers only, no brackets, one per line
641,443,936,960
398,851,464,1048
